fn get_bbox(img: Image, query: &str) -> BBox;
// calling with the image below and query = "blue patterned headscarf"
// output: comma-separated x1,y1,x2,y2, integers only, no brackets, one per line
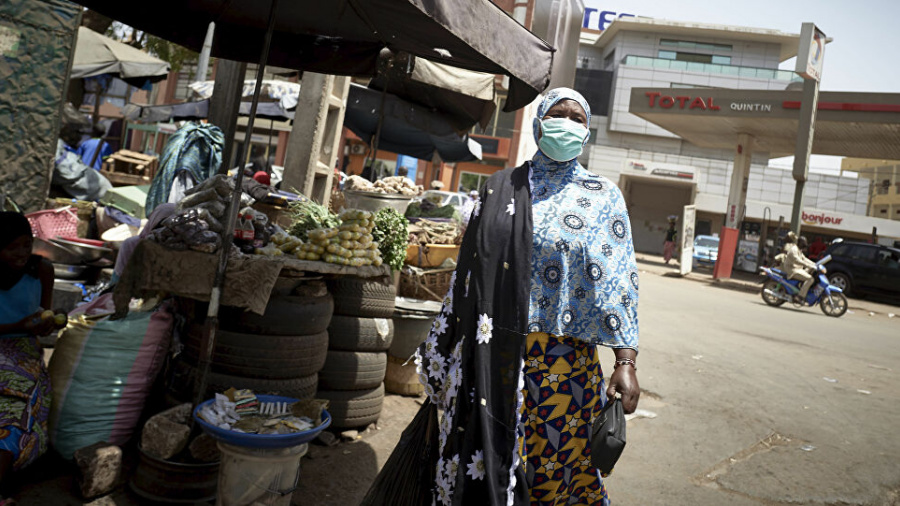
532,87,591,145
531,87,591,168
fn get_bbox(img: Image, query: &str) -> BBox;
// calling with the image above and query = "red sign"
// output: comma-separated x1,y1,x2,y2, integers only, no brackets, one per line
645,91,721,111
802,211,843,226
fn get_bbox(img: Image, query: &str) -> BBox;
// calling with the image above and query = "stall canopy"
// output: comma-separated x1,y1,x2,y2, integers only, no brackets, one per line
188,79,301,110
73,0,553,111
370,55,497,132
344,83,482,162
71,26,170,85
123,99,294,123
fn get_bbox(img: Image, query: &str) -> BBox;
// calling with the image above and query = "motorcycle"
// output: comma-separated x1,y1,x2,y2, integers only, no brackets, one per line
759,255,848,317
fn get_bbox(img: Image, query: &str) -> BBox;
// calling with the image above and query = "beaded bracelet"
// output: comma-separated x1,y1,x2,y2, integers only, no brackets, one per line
614,358,637,370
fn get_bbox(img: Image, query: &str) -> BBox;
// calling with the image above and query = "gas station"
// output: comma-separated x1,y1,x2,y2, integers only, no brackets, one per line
628,85,900,278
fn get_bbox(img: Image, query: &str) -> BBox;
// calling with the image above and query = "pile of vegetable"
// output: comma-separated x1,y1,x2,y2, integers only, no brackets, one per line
408,219,460,246
300,210,383,267
404,201,460,221
287,198,341,241
372,208,409,272
148,175,251,253
344,175,422,196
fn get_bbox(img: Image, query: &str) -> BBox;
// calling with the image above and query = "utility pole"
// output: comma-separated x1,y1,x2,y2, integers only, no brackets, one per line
194,22,215,83
208,59,247,172
789,23,826,235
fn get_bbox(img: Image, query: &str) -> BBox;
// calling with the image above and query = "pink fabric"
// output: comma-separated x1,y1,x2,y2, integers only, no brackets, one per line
663,240,676,262
110,302,173,443
114,203,177,277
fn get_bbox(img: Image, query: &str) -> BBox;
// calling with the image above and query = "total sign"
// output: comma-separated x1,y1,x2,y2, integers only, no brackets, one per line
582,1,636,30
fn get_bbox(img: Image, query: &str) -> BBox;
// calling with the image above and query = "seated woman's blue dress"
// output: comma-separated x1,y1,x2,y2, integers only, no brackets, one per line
0,272,52,469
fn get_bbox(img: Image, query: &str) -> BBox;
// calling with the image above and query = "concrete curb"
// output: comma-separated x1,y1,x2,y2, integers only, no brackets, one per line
637,256,899,317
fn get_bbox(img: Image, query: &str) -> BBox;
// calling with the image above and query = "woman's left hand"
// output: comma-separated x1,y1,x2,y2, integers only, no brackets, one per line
607,351,640,413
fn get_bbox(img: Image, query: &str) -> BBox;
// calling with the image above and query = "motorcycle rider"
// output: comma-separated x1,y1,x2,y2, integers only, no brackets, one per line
779,232,821,302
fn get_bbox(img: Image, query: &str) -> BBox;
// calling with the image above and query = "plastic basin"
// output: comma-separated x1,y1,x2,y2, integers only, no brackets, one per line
405,244,460,268
193,395,331,449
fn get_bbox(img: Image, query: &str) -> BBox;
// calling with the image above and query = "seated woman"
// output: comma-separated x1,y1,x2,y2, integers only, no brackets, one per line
0,212,55,504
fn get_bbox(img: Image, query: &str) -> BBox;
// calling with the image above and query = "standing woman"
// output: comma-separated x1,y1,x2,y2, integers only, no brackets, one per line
415,88,639,505
0,212,56,503
663,216,678,265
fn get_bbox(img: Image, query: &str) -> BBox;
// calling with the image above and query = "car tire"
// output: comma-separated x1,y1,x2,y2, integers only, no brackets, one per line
168,359,318,401
318,384,385,429
182,329,329,379
219,292,334,336
327,276,395,318
327,315,394,352
828,272,853,296
317,350,387,391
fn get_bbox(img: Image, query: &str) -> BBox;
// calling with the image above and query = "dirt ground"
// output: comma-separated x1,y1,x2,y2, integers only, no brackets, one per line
12,394,424,506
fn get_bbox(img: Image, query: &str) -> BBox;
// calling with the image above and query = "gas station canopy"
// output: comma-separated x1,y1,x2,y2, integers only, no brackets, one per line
629,88,900,159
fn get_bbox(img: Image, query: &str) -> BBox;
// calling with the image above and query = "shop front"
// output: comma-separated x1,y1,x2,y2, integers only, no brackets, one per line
618,159,697,254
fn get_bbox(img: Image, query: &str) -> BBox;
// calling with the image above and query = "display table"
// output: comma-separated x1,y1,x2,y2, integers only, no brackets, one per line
114,240,390,316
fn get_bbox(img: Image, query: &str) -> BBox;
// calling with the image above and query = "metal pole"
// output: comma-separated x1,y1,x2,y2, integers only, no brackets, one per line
194,0,279,408
789,70,821,235
789,180,806,235
194,22,215,83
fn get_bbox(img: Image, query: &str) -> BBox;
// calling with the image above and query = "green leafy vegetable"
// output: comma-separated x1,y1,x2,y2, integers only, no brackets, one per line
287,197,341,241
372,208,409,272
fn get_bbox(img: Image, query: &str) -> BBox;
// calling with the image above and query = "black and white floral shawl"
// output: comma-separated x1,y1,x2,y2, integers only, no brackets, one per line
415,163,534,505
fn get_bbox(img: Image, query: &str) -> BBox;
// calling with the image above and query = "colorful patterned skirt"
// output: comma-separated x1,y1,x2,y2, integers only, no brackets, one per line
0,336,51,470
519,332,610,506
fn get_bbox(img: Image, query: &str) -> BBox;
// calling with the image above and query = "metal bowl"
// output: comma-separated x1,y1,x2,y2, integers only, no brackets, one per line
342,190,413,215
33,237,83,265
49,237,113,263
53,263,88,280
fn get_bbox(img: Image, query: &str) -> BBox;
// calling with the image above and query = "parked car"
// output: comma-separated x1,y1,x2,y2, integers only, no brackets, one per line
417,190,470,210
692,235,719,269
820,240,900,297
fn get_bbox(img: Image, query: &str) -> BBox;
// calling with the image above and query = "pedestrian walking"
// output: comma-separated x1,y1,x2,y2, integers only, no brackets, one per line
412,88,640,505
663,216,678,264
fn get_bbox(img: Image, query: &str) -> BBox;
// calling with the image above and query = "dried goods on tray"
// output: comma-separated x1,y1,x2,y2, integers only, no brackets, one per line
195,388,328,435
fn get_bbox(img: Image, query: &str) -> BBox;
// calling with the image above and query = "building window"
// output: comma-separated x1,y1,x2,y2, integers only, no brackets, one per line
459,171,490,193
658,50,731,65
603,50,616,69
660,39,733,52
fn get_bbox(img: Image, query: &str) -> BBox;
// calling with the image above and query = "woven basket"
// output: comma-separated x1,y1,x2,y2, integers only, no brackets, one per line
26,208,80,240
399,269,453,302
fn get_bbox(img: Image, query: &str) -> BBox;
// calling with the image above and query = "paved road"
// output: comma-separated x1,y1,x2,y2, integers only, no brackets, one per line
607,264,900,505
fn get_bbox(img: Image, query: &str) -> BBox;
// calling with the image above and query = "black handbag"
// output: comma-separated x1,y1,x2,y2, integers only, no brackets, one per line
590,395,627,474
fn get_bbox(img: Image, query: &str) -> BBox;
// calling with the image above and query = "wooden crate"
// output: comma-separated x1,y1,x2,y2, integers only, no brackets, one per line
101,150,159,186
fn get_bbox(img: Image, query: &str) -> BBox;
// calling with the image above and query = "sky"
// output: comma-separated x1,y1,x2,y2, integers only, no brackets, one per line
582,0,900,172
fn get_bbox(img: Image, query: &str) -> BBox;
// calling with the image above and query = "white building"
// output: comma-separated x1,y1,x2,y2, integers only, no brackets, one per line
573,17,900,260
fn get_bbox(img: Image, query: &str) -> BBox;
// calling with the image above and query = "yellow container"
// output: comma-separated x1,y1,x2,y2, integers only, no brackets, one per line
405,244,460,268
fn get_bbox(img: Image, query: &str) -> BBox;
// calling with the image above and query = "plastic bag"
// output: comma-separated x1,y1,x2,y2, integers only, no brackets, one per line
48,296,174,459
359,400,438,506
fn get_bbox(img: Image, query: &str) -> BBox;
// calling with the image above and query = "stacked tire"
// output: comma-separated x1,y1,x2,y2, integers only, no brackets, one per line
318,276,395,429
168,280,333,402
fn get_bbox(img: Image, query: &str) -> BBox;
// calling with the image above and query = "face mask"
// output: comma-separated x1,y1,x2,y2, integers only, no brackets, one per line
538,118,589,162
